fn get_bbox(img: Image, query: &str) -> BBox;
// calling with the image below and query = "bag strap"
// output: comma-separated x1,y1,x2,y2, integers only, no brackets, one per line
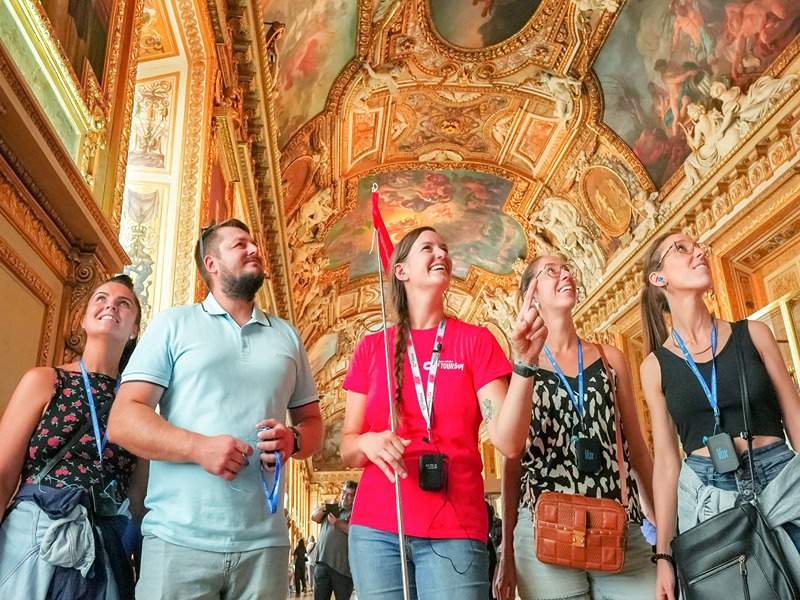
595,343,629,509
733,320,758,500
32,400,112,485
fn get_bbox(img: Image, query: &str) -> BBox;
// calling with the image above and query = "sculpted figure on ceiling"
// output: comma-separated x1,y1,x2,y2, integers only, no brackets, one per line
682,73,797,189
289,187,335,244
536,71,582,120
571,0,619,13
709,74,799,138
533,197,606,293
352,61,405,113
481,285,518,336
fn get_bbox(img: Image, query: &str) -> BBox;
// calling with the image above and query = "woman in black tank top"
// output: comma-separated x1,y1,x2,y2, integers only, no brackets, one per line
639,232,800,600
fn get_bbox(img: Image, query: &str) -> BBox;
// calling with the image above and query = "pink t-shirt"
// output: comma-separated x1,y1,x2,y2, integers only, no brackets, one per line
342,318,511,542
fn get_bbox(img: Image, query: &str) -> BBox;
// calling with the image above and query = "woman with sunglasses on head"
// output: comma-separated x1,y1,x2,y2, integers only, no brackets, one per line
639,233,800,600
341,227,547,600
0,275,146,599
494,255,656,600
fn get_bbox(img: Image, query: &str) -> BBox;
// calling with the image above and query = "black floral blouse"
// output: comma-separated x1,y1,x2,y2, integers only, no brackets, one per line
20,368,137,503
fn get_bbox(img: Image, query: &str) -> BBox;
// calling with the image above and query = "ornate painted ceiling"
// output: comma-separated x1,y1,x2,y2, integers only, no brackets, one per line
257,0,800,474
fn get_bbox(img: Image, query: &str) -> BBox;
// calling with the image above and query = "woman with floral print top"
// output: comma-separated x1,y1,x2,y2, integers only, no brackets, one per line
0,275,145,599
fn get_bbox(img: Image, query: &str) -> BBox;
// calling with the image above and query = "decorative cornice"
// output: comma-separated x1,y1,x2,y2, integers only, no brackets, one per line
0,157,70,279
0,44,128,268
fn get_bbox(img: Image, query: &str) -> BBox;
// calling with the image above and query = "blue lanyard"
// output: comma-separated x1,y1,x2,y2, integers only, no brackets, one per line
671,322,719,431
78,359,119,464
259,452,282,514
543,339,585,420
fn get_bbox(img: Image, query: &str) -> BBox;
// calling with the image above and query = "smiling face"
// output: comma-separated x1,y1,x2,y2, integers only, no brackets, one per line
648,233,712,294
81,282,140,345
393,229,452,296
530,255,578,312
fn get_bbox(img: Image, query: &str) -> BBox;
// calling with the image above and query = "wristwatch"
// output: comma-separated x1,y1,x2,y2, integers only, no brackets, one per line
289,426,301,456
512,360,539,378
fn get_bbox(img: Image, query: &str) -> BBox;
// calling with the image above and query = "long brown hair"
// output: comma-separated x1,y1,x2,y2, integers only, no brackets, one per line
639,232,674,355
389,226,436,419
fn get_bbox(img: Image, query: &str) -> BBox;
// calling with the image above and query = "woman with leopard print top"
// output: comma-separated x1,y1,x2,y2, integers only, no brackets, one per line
494,255,656,600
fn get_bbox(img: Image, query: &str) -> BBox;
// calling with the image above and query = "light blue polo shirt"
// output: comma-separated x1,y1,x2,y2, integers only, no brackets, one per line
121,293,318,552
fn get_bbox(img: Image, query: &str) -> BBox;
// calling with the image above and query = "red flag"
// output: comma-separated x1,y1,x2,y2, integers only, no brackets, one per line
371,188,394,274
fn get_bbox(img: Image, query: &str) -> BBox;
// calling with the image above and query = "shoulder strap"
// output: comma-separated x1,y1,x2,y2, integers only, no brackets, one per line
733,320,758,499
33,400,112,485
595,344,629,509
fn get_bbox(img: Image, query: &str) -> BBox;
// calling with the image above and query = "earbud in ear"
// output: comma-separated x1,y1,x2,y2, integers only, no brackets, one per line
657,276,665,283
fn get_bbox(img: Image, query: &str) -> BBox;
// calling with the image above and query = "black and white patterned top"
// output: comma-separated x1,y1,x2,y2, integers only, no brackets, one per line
520,358,644,523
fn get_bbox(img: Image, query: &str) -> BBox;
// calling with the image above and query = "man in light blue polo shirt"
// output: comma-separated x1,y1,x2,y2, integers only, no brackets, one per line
108,218,323,599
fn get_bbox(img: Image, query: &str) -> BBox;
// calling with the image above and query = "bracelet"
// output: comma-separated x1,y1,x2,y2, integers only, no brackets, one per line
651,553,675,567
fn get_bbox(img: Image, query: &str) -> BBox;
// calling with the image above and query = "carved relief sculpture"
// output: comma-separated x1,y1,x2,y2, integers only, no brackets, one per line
536,71,582,120
533,197,606,293
129,79,174,169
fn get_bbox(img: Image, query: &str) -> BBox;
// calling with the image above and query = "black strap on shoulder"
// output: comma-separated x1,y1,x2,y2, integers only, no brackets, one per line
733,319,758,500
32,401,112,485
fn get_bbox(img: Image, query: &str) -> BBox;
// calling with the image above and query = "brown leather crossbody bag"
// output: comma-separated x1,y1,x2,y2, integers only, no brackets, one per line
534,344,630,573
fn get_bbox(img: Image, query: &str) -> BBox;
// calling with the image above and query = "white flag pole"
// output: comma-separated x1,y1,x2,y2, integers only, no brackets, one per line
371,182,411,600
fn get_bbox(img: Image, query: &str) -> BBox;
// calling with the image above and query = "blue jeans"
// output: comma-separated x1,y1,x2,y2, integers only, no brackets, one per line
685,440,800,550
349,525,489,600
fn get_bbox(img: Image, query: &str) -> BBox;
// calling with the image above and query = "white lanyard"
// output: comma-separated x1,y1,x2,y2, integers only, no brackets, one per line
405,319,447,440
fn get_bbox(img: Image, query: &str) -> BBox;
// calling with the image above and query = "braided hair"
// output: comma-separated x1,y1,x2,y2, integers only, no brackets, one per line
389,227,436,422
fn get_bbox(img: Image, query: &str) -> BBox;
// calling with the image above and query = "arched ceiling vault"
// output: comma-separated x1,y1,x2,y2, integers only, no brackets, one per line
258,0,800,473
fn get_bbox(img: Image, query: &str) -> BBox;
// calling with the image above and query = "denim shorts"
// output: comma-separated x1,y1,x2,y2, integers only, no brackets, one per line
349,524,489,600
513,506,656,600
684,440,800,550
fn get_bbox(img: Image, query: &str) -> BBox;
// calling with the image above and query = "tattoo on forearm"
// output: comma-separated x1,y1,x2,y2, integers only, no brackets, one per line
480,398,493,423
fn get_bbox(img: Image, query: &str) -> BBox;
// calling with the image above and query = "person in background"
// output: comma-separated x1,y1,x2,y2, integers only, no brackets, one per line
293,538,308,595
311,481,357,600
307,535,317,592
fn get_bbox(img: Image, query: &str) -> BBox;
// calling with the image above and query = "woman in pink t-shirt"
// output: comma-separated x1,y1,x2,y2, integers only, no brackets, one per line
341,226,546,600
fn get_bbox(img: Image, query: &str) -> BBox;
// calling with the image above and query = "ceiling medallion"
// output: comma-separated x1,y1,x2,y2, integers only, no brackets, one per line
579,165,632,238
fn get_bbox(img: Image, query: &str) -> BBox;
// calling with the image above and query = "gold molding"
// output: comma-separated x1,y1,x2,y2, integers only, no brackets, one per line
109,0,146,230
171,0,211,306
0,44,129,269
0,151,71,279
0,236,57,366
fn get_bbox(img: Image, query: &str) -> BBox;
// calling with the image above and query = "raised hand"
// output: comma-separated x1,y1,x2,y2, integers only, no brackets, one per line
195,434,253,481
357,430,411,483
510,278,548,364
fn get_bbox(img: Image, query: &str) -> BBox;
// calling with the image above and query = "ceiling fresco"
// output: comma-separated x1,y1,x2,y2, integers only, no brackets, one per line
323,170,527,279
259,0,800,474
596,0,800,187
427,0,542,49
261,0,358,146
